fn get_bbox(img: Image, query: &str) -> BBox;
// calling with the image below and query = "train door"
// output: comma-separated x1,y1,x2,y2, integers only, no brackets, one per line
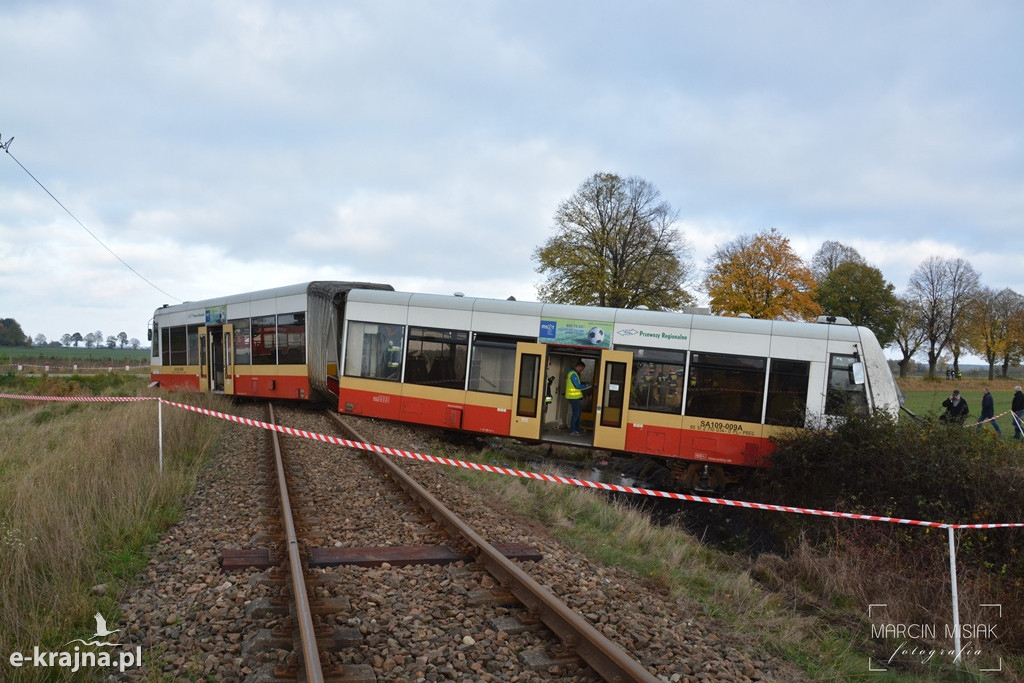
509,342,546,440
592,349,632,451
222,324,235,395
209,327,224,392
203,324,235,394
198,326,209,392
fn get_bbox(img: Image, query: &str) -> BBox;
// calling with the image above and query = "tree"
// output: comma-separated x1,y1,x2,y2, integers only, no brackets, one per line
703,228,821,321
814,261,900,346
809,240,866,284
33,333,48,347
534,172,694,310
905,256,981,379
105,335,117,349
60,333,72,347
964,288,1024,380
891,295,928,378
70,332,83,347
0,318,30,347
117,332,129,349
84,332,97,349
1004,305,1024,377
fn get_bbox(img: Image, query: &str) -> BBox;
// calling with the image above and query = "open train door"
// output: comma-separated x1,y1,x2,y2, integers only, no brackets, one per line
509,342,546,440
592,349,632,451
198,326,209,392
222,323,235,395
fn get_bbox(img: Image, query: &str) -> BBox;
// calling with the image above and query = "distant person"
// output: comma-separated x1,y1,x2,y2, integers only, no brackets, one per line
941,390,969,424
976,387,1002,435
1012,386,1024,440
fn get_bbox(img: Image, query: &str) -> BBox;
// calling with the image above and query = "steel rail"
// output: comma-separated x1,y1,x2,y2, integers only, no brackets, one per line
269,404,324,683
329,412,659,683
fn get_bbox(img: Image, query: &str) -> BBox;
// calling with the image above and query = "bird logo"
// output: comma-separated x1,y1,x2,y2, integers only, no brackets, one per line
65,613,120,647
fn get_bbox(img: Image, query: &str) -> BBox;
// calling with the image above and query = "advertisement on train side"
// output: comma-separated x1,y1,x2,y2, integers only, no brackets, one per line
538,318,612,348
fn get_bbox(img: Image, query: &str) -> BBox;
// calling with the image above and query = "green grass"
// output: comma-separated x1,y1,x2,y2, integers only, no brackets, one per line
0,376,227,682
900,377,1022,436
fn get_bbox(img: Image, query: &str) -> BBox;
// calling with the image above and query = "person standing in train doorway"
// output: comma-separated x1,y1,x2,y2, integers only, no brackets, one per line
566,360,591,435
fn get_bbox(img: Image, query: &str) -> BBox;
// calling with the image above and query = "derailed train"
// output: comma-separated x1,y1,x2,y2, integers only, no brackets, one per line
150,281,901,490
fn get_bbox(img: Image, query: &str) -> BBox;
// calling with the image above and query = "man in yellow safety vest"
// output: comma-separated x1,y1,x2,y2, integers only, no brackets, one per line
566,360,590,435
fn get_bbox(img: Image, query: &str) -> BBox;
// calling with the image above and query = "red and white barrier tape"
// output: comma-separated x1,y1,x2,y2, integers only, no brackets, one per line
969,410,1011,428
3,392,1021,530
0,393,154,402
158,399,1024,531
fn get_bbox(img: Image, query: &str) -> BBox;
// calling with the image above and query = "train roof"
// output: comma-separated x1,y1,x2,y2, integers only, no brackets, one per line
154,281,393,315
344,288,865,342
154,282,866,343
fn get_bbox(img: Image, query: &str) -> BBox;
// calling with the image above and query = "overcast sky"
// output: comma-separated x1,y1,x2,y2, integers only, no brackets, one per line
2,1,1022,352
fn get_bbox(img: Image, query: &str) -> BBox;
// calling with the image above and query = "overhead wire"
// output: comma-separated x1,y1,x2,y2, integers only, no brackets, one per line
1,135,181,302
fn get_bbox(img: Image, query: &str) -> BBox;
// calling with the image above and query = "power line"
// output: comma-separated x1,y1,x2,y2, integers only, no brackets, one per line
2,135,181,303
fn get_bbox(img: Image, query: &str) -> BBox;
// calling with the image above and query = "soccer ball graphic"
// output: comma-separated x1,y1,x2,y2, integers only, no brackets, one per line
587,327,605,345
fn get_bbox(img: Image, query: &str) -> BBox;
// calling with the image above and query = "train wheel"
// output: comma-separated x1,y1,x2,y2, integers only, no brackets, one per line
677,463,725,493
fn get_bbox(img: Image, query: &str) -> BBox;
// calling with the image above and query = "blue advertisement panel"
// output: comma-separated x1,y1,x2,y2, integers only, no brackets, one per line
538,318,612,348
206,306,227,325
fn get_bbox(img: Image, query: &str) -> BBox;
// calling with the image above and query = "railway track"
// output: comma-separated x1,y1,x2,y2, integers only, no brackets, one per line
114,401,811,681
237,403,658,682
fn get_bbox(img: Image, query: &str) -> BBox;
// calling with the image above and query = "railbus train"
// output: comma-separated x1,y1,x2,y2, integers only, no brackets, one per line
150,281,901,490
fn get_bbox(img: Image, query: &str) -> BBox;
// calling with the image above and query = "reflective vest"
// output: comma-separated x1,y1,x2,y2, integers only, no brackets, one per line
565,369,583,400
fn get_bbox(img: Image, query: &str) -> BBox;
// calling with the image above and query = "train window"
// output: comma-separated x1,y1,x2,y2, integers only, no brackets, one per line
160,326,171,365
231,319,250,365
151,324,160,359
186,326,200,366
600,361,628,427
277,313,306,365
765,359,810,427
168,326,188,366
405,326,469,390
251,315,277,365
344,321,404,381
516,353,541,418
469,334,527,396
620,346,687,415
686,352,766,423
825,353,869,416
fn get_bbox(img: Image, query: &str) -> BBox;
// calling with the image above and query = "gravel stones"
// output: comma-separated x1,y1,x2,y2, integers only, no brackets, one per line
111,403,807,681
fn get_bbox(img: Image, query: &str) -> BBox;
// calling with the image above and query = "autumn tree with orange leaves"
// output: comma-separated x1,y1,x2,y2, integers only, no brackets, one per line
703,228,821,321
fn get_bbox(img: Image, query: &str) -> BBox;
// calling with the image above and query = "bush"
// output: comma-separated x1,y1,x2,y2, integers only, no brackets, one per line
747,411,1024,659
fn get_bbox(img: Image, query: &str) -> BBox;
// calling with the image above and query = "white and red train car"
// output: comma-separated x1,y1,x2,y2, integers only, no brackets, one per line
151,281,901,489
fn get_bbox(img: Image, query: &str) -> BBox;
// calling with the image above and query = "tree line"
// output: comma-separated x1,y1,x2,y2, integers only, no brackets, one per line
534,172,1022,380
0,320,141,351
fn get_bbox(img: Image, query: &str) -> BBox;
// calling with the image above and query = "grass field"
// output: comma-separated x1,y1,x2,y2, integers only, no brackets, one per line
898,376,1022,436
1,346,150,361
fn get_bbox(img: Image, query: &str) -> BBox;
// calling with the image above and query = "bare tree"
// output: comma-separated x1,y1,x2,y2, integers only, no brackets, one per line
905,256,981,378
891,295,928,377
809,240,866,284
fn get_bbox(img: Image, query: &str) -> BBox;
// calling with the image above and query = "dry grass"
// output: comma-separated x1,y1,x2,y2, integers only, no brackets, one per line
442,439,1022,681
0,385,227,681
